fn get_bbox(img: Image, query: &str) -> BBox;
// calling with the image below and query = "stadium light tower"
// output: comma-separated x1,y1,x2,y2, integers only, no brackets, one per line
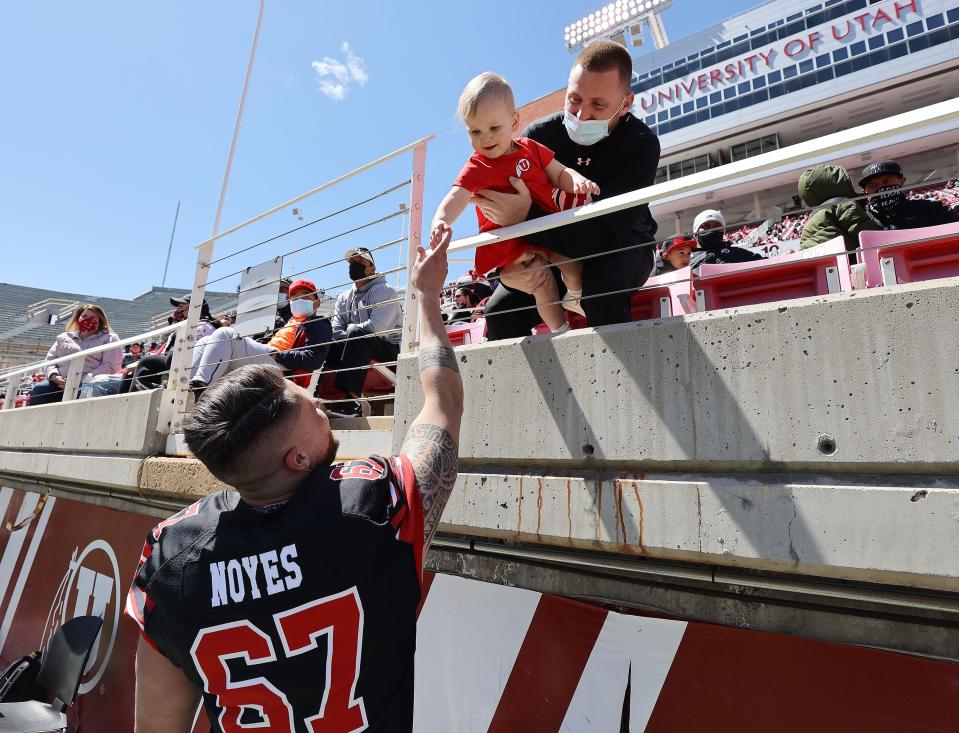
564,0,673,53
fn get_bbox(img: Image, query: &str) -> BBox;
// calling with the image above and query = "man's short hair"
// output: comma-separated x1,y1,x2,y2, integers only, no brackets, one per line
457,72,515,122
184,365,299,484
574,40,633,90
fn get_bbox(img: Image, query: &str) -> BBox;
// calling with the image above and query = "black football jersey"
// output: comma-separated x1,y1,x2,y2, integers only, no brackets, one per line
125,455,423,733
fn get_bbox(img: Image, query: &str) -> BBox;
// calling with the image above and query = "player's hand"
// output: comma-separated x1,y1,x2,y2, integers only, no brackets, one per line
469,177,532,226
412,234,450,298
430,220,452,248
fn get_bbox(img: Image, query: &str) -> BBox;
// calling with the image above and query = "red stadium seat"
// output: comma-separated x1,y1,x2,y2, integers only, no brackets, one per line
445,319,487,346
635,267,695,319
316,360,395,402
859,223,959,288
691,237,851,312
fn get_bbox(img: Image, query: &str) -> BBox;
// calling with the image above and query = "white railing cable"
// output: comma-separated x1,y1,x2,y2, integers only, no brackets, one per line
192,135,434,252
203,208,409,287
209,179,411,266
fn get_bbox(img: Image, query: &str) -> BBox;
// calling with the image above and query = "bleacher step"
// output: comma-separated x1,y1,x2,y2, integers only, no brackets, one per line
328,416,394,431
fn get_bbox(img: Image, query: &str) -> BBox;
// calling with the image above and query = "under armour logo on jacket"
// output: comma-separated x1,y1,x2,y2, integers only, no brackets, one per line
577,157,591,167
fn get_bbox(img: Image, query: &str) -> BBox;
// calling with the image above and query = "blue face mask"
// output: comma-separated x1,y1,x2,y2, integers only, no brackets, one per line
563,96,628,146
289,298,314,318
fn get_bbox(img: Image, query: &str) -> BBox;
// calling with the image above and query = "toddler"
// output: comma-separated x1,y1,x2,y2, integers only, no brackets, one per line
430,72,600,331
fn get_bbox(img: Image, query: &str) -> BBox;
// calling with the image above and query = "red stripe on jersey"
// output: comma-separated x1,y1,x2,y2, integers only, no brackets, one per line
391,454,424,588
487,595,608,733
124,586,159,650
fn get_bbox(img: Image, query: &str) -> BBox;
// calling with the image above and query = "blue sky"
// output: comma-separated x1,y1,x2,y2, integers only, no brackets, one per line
1,0,760,302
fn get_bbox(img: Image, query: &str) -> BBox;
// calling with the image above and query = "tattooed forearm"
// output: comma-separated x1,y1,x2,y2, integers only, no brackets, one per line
401,422,459,547
418,345,459,373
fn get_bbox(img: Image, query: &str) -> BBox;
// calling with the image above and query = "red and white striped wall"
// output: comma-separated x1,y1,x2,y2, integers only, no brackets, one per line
1,488,957,732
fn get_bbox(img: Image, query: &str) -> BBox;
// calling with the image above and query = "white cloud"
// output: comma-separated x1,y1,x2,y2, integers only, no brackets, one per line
311,42,368,101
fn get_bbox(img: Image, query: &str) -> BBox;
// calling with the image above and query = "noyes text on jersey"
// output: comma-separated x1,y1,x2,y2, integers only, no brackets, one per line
210,544,302,608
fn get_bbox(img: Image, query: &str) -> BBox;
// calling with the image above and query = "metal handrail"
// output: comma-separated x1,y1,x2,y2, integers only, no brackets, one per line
194,135,435,252
0,322,180,383
446,97,959,255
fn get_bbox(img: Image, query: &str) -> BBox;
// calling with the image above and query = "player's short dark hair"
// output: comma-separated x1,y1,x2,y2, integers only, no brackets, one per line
575,40,633,91
184,365,299,482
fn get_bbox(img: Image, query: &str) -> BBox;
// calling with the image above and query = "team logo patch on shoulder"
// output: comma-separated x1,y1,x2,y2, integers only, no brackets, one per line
330,458,386,481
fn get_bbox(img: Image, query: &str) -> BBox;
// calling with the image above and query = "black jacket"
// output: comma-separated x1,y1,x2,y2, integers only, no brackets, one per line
690,240,766,269
870,197,959,230
272,316,332,374
522,112,660,263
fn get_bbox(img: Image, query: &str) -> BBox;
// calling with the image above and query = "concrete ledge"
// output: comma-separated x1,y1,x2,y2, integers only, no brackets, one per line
394,278,959,473
438,471,959,593
0,390,164,455
0,450,142,491
334,429,393,460
139,457,228,501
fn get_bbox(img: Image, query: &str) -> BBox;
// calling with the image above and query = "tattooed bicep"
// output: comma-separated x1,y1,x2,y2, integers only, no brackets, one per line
401,422,458,542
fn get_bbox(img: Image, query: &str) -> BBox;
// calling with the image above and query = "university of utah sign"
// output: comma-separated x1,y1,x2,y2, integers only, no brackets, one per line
636,0,922,113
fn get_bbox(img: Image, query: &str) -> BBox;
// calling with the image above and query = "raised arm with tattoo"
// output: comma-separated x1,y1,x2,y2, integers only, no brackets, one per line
401,234,464,549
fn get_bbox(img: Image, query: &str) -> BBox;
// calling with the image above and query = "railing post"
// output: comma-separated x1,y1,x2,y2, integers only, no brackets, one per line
62,357,84,402
2,375,20,410
401,141,428,353
158,238,213,452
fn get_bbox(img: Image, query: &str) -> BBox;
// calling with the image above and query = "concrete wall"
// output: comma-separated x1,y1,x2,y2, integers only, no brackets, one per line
0,390,165,455
440,471,959,593
394,278,959,474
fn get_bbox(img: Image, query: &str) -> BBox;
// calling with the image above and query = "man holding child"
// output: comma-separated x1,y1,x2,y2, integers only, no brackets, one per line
471,41,661,339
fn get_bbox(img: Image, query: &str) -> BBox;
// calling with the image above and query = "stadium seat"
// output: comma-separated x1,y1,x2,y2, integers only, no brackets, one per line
316,360,396,403
531,270,696,334
691,236,851,312
634,267,695,319
859,223,959,288
445,319,486,346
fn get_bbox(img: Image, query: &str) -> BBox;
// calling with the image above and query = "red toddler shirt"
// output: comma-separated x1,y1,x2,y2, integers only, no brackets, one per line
453,137,561,274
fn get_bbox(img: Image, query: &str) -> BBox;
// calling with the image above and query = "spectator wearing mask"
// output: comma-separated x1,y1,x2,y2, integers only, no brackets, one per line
689,209,766,267
859,160,959,230
121,295,218,393
29,305,122,406
190,278,331,391
122,342,144,368
474,41,661,338
798,164,880,252
653,235,697,276
324,247,403,417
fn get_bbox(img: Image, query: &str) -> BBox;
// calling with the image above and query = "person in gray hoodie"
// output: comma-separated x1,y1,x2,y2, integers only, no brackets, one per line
325,246,403,416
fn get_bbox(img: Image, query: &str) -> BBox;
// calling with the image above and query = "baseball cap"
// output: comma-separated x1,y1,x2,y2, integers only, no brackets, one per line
659,235,698,259
344,247,375,265
169,294,209,307
858,160,904,188
287,278,319,298
693,209,726,232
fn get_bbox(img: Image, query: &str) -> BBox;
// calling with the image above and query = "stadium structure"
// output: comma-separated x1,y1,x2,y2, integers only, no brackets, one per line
0,0,958,730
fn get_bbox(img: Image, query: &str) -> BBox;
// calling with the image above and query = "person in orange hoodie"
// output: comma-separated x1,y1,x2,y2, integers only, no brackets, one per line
189,279,331,392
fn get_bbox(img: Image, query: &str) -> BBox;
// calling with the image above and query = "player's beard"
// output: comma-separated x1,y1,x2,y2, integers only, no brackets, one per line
320,435,340,467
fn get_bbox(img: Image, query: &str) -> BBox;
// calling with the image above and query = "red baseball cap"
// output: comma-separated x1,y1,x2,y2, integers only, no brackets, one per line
287,278,318,298
660,235,698,259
